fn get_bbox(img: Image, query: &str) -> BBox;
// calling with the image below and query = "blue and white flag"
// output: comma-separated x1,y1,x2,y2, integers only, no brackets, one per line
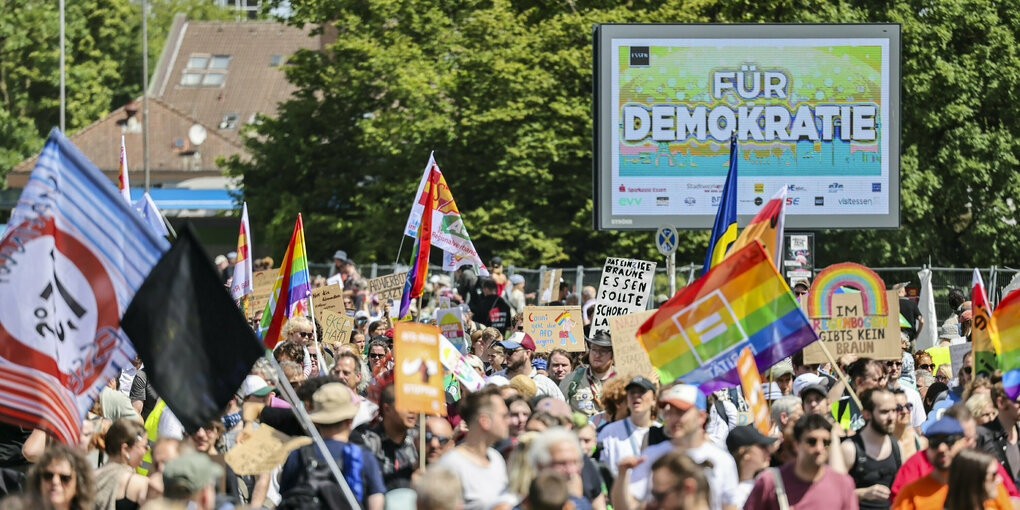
134,192,171,237
0,129,168,444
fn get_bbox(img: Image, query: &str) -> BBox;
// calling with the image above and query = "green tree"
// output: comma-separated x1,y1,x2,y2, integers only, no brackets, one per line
231,0,1020,269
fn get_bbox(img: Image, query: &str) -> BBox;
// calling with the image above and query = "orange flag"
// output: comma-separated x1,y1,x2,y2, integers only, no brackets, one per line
737,346,771,434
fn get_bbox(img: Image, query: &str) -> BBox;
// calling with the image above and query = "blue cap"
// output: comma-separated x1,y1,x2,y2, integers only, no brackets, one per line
926,416,964,437
532,358,547,370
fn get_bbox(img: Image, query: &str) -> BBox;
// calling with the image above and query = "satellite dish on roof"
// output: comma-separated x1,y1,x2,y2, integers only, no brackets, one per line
188,124,207,146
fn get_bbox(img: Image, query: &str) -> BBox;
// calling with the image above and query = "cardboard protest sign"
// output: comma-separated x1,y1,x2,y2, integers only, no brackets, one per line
439,334,485,392
539,269,563,304
394,323,445,415
225,424,311,475
802,290,901,363
609,310,657,380
367,271,409,302
737,347,770,434
524,306,585,353
319,308,354,346
950,343,972,378
311,283,344,323
436,307,467,352
247,268,279,319
590,258,656,336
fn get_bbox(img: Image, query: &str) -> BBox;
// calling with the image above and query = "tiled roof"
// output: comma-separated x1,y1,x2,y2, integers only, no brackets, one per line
150,18,318,146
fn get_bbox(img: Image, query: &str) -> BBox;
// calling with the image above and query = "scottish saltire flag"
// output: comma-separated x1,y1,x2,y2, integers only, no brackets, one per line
728,186,786,269
638,241,817,393
118,136,131,203
230,202,253,303
0,129,168,444
133,192,170,237
972,269,1000,375
400,166,439,319
994,288,1020,398
258,214,311,349
702,137,739,276
404,153,488,277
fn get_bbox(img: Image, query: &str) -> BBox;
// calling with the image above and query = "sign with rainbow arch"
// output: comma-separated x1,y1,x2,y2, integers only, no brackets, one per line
807,263,888,319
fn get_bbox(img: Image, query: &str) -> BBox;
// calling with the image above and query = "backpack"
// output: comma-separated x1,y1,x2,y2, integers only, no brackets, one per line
277,445,356,510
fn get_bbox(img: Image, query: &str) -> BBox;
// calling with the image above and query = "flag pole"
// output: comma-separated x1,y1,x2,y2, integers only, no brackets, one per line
298,214,326,375
394,234,407,268
268,358,358,507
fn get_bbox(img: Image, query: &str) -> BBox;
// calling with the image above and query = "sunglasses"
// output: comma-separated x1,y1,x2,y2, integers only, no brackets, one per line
43,471,72,484
368,353,386,359
296,331,314,339
928,434,963,448
803,437,831,447
917,364,935,371
425,432,452,445
886,361,902,367
896,403,913,413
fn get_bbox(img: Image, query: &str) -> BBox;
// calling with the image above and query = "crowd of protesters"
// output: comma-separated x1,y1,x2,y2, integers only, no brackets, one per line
0,252,1012,510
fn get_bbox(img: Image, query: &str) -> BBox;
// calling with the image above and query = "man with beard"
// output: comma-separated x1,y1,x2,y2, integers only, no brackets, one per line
560,333,616,416
490,333,564,400
839,387,902,509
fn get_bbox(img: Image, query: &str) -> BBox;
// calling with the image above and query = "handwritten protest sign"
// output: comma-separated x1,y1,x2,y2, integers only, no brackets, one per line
367,271,408,302
247,268,278,319
609,310,657,380
802,291,900,363
311,283,344,323
318,308,354,346
439,334,485,392
436,308,467,352
225,424,311,476
394,323,445,415
524,306,584,352
539,269,563,304
590,258,656,336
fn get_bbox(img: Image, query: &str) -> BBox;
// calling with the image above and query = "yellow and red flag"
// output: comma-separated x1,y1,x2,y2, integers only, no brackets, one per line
728,187,787,269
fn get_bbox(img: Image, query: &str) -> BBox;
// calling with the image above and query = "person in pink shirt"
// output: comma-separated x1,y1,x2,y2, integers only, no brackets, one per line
890,404,1017,501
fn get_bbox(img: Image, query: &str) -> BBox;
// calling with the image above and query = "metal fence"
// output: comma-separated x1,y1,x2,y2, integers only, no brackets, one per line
309,261,1020,319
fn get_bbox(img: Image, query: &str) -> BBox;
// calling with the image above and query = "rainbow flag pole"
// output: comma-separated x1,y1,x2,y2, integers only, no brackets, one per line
399,163,439,320
258,214,312,349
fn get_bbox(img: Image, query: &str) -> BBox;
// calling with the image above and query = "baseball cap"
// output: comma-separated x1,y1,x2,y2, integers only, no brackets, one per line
238,375,275,398
510,274,525,286
586,332,612,348
791,278,810,289
486,375,510,387
163,452,224,495
355,310,369,320
625,376,656,394
926,416,964,437
307,383,360,424
768,359,794,378
532,358,548,371
726,425,779,451
792,373,824,396
499,332,536,352
658,384,706,411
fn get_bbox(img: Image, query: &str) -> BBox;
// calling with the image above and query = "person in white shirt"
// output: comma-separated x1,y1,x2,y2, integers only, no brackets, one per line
597,376,660,476
437,386,510,510
489,333,565,400
612,384,740,510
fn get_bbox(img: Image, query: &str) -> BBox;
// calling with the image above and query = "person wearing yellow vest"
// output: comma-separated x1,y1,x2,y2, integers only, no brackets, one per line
137,399,167,476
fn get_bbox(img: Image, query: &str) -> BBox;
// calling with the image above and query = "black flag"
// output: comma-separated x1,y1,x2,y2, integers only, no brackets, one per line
121,223,264,433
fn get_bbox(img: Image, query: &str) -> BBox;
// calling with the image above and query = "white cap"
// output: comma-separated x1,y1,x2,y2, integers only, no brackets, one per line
793,373,825,396
238,375,274,398
486,375,510,387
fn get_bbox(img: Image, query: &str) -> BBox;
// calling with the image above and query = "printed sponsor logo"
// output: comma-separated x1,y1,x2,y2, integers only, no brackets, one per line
621,186,668,193
814,196,824,206
754,197,763,206
787,184,807,192
657,196,669,206
753,183,764,193
839,198,874,206
711,196,721,206
629,46,650,66
872,183,882,192
828,182,844,193
618,198,642,206
684,197,696,206
785,197,801,206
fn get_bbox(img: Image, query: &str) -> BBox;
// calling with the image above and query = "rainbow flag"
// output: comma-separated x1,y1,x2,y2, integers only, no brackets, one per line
399,166,439,319
230,202,254,310
258,214,312,348
727,186,787,269
637,241,817,392
995,288,1020,398
973,269,1000,376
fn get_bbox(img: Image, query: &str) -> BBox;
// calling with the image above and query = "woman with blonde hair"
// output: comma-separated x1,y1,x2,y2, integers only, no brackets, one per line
966,392,998,425
92,418,149,510
25,442,94,510
281,315,330,374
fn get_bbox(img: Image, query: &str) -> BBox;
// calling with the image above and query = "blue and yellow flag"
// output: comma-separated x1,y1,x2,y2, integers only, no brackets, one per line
702,136,739,275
